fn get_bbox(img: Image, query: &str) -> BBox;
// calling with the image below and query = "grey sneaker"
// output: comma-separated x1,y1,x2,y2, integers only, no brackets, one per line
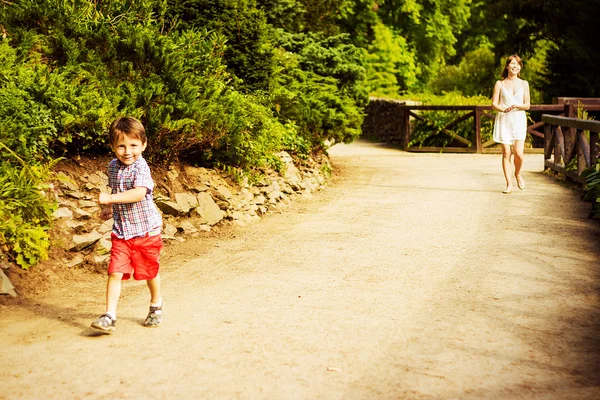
143,301,163,327
91,313,116,334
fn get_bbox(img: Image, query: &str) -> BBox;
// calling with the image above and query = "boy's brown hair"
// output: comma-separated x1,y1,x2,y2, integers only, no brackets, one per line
109,117,147,146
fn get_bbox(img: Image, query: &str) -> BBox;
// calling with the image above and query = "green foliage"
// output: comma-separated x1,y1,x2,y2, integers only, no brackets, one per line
364,22,419,96
583,165,600,218
272,31,368,149
0,143,56,269
430,47,496,97
376,0,472,86
166,0,275,92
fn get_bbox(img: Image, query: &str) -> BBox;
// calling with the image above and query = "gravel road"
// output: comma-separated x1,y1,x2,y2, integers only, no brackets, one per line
2,140,599,399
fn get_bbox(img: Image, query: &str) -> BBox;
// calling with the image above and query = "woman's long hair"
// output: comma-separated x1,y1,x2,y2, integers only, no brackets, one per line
501,54,523,79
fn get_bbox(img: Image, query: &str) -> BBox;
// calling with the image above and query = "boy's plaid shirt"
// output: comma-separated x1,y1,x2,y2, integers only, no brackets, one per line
107,156,162,240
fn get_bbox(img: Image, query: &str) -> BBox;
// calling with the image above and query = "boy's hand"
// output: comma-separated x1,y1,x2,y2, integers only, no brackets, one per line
99,192,112,205
100,206,113,220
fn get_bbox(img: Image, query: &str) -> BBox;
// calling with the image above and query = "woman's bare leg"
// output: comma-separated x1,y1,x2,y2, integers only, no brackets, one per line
513,139,525,188
501,144,513,192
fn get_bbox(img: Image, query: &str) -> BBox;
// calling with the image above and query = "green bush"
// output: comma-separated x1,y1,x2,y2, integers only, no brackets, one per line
271,31,369,150
0,144,56,269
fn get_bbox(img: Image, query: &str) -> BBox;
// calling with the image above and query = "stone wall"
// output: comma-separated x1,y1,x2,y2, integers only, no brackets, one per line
361,97,420,147
49,152,331,271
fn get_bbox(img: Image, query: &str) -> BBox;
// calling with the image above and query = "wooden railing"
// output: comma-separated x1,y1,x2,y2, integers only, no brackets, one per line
398,104,569,153
543,115,600,183
392,99,600,154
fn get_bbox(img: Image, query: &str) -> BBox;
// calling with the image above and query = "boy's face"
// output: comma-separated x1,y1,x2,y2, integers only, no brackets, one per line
110,134,147,165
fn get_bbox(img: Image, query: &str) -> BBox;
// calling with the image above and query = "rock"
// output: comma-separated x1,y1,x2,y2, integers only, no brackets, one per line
66,255,85,268
213,185,233,201
198,224,211,232
85,172,107,186
163,223,178,237
53,207,73,219
193,184,210,193
72,208,92,219
215,200,229,211
78,200,98,208
156,199,185,216
65,191,88,200
65,220,86,229
162,235,185,242
177,221,198,234
167,169,179,182
98,219,114,234
239,188,254,202
253,195,266,205
56,173,79,191
195,192,225,226
174,192,198,214
0,270,17,297
302,177,318,193
97,237,112,254
94,254,110,264
70,231,102,252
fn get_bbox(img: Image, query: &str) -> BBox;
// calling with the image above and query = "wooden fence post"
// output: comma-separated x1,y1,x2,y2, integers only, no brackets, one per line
564,103,577,164
474,107,482,153
402,107,410,151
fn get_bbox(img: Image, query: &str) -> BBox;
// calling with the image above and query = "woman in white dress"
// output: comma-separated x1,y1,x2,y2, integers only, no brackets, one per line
491,54,530,193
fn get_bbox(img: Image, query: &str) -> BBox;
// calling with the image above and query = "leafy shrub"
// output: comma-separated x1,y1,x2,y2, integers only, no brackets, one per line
430,47,496,97
271,31,369,150
166,0,275,92
0,144,56,269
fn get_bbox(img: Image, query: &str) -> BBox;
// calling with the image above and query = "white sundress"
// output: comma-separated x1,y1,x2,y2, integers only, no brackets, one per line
493,80,527,145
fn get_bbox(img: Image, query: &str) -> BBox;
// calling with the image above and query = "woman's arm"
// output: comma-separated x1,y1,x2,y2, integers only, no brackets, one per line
491,80,513,113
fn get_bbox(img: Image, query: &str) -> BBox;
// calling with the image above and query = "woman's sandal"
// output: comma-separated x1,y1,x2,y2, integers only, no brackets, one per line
503,185,512,194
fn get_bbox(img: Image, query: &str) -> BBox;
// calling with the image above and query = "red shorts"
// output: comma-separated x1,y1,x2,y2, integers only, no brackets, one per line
108,233,163,281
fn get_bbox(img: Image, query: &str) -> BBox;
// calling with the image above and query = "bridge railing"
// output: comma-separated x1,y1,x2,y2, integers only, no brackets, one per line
361,98,600,154
397,104,569,153
542,115,600,183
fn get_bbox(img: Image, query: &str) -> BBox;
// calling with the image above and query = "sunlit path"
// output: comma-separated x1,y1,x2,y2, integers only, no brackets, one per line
2,140,599,399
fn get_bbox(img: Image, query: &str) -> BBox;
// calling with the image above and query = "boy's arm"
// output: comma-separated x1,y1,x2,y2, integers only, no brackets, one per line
99,187,148,205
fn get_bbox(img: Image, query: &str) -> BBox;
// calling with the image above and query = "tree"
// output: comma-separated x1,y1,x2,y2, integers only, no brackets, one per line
363,21,419,96
375,0,472,85
166,0,274,92
483,0,600,99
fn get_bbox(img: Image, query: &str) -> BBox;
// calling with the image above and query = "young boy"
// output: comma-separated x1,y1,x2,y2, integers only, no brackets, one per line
91,117,163,334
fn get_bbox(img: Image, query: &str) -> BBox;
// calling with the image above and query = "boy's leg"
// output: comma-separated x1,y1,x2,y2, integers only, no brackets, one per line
147,273,161,305
106,272,124,316
144,274,163,327
91,272,123,333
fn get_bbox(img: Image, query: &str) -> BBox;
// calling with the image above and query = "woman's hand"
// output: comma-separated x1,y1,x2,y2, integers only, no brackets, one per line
504,105,515,113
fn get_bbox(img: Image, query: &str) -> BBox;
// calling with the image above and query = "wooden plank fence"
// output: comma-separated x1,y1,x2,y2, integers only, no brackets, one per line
362,97,600,155
543,115,600,183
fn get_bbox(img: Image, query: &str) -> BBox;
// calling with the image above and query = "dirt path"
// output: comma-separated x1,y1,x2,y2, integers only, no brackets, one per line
2,140,600,399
